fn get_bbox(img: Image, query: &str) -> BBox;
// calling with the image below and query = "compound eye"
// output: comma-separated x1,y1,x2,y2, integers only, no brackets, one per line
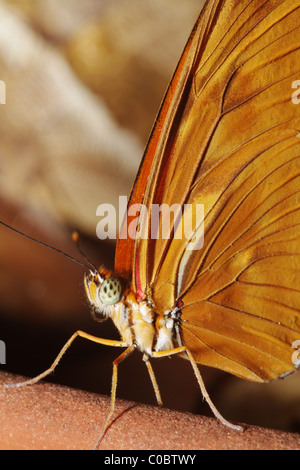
99,277,122,305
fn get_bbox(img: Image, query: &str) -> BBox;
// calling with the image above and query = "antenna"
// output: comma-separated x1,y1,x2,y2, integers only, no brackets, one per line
72,231,100,273
0,220,93,272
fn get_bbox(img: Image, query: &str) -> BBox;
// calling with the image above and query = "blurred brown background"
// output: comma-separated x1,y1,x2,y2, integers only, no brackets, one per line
0,0,299,438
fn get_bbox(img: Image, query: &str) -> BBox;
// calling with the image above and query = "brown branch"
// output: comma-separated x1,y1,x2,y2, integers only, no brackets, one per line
0,371,299,450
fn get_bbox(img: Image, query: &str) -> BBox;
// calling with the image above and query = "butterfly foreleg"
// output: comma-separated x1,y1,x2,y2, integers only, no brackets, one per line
152,346,243,432
4,330,128,389
94,343,136,448
143,353,163,406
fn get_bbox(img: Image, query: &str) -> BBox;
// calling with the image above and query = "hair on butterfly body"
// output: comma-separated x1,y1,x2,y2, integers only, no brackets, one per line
84,267,181,356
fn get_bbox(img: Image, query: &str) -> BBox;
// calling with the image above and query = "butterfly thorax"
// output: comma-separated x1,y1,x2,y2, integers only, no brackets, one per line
84,269,176,356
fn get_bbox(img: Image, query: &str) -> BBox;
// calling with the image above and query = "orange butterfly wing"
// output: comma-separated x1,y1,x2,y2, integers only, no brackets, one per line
114,4,205,292
115,0,300,382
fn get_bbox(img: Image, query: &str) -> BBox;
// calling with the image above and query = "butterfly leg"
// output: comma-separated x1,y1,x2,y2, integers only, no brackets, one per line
143,354,163,406
94,344,136,448
152,346,243,432
4,330,128,389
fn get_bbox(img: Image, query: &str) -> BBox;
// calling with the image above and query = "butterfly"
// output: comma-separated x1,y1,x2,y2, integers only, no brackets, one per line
4,0,300,445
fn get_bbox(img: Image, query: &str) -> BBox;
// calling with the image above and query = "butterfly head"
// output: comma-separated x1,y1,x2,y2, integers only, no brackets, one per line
84,268,124,322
